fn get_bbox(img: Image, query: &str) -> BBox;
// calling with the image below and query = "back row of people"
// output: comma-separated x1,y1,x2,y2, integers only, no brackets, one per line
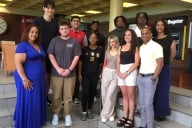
13,0,176,128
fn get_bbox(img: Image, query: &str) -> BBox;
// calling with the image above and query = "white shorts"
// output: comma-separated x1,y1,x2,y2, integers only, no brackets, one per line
118,64,138,86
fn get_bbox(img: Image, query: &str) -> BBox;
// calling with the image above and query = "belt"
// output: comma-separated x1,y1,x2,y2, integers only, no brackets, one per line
140,73,154,77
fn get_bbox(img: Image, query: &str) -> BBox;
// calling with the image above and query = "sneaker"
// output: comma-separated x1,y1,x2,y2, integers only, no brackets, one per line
135,107,141,114
80,112,87,121
119,98,123,106
155,116,166,121
87,111,94,119
65,114,72,126
101,118,107,122
47,98,52,106
94,96,97,102
52,114,59,126
109,116,115,122
74,98,80,104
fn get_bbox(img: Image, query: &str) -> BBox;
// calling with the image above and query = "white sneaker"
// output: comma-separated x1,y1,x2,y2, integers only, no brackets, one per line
65,114,72,126
119,98,123,106
135,106,141,114
74,98,80,104
52,114,59,126
109,116,115,121
94,96,97,102
101,118,107,122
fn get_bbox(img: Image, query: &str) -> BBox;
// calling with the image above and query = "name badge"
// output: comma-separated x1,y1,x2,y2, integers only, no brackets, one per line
67,44,73,47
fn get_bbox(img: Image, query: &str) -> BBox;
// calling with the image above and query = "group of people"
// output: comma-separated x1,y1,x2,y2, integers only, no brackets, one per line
13,0,176,128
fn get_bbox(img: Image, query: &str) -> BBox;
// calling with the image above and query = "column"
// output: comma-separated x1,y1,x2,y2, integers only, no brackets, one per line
109,0,123,31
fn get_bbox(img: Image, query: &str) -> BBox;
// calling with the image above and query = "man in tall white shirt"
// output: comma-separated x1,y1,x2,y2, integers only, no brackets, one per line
137,27,164,128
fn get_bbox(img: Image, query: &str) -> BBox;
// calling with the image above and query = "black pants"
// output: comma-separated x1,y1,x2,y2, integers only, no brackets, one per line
81,74,99,112
73,66,80,99
73,77,80,99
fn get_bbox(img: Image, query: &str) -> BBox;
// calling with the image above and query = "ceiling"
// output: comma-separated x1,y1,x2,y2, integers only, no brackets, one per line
1,0,192,18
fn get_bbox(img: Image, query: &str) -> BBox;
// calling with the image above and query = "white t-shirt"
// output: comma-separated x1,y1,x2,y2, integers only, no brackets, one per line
139,39,163,74
129,24,148,37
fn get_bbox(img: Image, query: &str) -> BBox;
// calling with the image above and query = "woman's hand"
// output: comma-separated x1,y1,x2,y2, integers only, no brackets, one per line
118,72,129,79
23,79,33,90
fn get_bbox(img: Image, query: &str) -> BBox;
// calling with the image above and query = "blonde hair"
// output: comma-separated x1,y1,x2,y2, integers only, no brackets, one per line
107,35,119,50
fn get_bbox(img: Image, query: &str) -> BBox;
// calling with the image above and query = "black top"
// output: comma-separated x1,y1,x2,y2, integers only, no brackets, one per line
153,35,174,65
80,46,104,75
33,17,58,51
120,50,135,64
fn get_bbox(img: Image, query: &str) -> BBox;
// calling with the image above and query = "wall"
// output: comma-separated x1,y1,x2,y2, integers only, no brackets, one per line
0,13,36,43
0,12,22,43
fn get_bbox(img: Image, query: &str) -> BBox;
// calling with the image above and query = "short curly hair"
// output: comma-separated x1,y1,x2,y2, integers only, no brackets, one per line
114,15,127,28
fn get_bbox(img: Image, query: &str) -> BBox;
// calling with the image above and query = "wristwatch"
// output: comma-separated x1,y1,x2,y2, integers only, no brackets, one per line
126,71,130,75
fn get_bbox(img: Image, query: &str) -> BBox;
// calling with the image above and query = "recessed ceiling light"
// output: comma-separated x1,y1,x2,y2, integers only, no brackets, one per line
5,0,13,1
70,14,85,17
123,2,138,8
181,0,192,3
85,10,102,14
0,3,6,6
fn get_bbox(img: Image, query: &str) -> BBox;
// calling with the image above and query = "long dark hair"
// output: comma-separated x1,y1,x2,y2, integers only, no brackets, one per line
21,24,41,44
123,29,138,53
152,19,170,38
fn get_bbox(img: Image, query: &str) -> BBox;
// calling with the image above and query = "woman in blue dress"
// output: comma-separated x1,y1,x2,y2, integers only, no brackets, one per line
14,24,47,128
152,19,176,121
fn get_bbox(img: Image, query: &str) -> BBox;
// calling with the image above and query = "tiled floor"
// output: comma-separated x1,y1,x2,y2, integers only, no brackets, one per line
42,102,111,128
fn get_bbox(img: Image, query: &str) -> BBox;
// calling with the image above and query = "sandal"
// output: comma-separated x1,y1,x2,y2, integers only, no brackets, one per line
124,119,134,128
116,116,127,127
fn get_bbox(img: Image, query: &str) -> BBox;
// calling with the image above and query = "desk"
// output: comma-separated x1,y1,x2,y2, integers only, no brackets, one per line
0,44,3,68
1,41,16,74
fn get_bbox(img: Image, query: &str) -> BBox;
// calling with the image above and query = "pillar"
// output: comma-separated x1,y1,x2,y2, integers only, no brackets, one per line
109,0,123,31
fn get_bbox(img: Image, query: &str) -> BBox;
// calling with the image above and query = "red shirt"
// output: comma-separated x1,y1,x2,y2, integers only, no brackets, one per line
69,29,86,48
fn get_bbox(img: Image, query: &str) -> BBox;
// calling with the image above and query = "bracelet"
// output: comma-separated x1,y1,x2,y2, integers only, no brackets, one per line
22,79,27,83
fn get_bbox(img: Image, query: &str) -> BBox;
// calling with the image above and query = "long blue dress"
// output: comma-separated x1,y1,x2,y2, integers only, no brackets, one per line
153,36,173,117
14,42,47,128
